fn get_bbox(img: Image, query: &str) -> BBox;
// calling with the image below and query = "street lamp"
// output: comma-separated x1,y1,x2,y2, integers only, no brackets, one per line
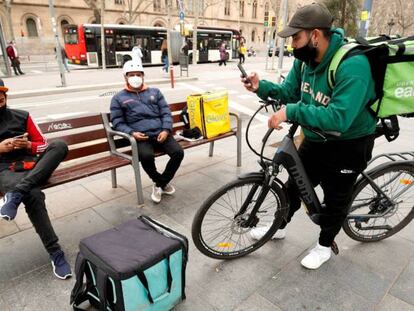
387,19,395,36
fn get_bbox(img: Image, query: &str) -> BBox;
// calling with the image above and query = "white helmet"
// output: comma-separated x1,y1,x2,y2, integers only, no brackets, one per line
123,60,144,75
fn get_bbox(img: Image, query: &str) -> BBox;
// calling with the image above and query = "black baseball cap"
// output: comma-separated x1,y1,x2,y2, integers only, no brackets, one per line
0,79,8,93
278,3,334,38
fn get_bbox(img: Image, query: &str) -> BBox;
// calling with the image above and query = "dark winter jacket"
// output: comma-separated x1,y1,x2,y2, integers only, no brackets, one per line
110,86,173,137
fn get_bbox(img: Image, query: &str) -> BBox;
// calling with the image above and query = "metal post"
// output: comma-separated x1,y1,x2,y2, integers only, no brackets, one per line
358,0,373,37
237,0,240,31
276,0,288,83
48,0,67,87
100,0,106,69
166,0,174,88
0,23,11,77
192,1,198,65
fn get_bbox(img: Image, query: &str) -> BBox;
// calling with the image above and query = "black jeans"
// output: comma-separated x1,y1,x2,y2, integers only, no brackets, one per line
280,135,375,247
239,54,245,64
137,135,184,188
11,58,24,75
0,140,68,254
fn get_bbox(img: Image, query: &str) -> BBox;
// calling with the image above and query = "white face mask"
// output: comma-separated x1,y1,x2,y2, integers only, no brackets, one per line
128,76,143,89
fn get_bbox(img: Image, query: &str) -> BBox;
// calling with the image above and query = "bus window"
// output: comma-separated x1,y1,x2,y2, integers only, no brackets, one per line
151,36,164,50
115,35,133,51
64,29,78,44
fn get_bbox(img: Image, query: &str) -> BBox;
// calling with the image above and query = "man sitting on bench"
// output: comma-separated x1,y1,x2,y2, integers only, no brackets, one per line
0,79,72,279
110,59,184,203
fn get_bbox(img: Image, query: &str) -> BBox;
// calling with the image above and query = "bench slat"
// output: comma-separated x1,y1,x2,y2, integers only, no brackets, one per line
47,129,107,145
169,102,186,112
39,115,103,134
65,142,110,161
44,156,130,188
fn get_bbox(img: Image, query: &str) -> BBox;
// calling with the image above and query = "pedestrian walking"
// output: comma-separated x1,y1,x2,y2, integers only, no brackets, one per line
54,46,70,73
218,42,227,66
161,39,169,73
239,41,246,64
6,41,24,76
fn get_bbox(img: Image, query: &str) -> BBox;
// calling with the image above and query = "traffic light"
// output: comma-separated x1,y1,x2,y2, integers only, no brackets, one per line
271,17,276,27
264,11,269,27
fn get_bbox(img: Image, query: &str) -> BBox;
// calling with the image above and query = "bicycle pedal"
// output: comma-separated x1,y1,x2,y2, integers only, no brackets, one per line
331,241,339,255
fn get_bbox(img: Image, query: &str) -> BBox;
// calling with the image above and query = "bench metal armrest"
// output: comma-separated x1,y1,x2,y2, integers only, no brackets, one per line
229,112,241,133
101,113,139,162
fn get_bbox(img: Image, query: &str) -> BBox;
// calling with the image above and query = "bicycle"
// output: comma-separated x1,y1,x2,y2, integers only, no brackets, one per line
191,100,414,259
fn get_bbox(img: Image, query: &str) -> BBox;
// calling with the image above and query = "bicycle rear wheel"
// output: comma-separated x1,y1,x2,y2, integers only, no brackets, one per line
343,163,414,242
191,175,288,259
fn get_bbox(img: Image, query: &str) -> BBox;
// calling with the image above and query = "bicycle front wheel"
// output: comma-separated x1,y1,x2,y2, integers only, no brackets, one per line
343,163,414,242
192,175,288,259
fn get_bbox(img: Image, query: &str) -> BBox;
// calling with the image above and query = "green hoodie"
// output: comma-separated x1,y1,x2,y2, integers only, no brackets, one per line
256,28,377,141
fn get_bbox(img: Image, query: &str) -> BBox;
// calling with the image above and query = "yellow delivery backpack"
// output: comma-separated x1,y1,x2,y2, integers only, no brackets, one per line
186,90,231,139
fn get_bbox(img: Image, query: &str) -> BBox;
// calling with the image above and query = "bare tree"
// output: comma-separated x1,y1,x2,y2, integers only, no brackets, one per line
83,0,101,23
198,0,221,20
320,0,360,37
121,0,152,24
370,0,414,36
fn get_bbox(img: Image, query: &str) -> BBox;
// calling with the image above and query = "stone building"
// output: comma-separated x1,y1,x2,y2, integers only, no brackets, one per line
0,0,312,56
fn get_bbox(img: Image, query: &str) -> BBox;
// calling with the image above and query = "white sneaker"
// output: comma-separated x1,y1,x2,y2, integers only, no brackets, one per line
151,184,162,203
250,226,286,240
162,184,175,195
301,243,332,269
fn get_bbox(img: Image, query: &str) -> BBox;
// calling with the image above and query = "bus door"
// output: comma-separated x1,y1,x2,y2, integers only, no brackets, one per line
135,36,151,64
105,35,116,66
198,34,209,62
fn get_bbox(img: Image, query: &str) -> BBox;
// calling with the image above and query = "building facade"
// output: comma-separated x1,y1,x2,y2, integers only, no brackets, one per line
0,0,312,56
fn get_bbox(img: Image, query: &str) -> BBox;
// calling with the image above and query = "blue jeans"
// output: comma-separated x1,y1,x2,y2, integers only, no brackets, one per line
162,56,169,72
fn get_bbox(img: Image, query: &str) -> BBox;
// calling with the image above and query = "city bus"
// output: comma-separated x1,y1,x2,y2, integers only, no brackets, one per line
198,26,242,59
63,24,237,67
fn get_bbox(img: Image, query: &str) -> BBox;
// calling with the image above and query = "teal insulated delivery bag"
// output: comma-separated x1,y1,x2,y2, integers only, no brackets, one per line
70,215,188,311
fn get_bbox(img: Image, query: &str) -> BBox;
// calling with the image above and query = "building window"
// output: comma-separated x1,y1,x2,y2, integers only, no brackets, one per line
239,1,244,18
252,0,257,19
60,19,69,38
26,18,38,37
251,30,255,42
224,0,230,16
114,0,124,4
154,0,161,12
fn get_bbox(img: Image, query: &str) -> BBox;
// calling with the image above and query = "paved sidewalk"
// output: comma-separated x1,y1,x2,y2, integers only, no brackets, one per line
0,114,413,310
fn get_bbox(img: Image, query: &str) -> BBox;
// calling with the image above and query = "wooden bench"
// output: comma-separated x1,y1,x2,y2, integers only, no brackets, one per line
36,114,142,201
102,101,242,204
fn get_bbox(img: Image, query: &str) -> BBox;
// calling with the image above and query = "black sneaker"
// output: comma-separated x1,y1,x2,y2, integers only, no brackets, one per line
0,191,24,221
50,250,72,280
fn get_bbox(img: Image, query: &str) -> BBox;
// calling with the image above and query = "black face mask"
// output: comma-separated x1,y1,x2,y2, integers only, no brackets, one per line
293,37,317,64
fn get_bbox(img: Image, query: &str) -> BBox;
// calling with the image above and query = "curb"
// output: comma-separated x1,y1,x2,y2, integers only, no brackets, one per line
8,76,198,99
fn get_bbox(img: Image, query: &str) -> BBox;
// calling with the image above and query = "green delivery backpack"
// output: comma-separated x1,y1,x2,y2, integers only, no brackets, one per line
328,35,414,118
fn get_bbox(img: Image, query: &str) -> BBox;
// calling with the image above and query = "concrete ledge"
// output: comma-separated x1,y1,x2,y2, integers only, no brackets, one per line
8,76,198,99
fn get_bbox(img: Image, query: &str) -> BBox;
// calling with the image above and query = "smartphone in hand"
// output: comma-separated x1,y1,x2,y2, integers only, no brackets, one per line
13,133,28,139
237,63,251,83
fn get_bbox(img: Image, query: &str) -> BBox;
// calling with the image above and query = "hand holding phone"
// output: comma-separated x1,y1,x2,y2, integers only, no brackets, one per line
13,134,27,139
237,63,250,81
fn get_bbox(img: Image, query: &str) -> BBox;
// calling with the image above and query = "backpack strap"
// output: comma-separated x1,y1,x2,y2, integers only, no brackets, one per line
96,269,109,311
327,43,360,90
71,253,90,310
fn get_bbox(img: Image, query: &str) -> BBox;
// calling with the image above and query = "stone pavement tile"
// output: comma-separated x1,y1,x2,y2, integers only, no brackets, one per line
390,257,414,306
0,208,111,291
92,192,166,226
0,220,19,238
335,233,414,282
233,293,282,311
1,264,74,311
173,283,218,311
115,165,153,193
81,176,129,202
398,221,414,243
377,294,414,311
46,184,102,218
13,207,35,231
257,259,376,311
0,295,10,311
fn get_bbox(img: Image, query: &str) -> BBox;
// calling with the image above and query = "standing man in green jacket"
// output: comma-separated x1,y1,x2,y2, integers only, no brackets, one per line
242,3,377,269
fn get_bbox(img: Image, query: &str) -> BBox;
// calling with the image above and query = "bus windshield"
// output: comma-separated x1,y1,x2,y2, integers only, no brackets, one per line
64,27,79,45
